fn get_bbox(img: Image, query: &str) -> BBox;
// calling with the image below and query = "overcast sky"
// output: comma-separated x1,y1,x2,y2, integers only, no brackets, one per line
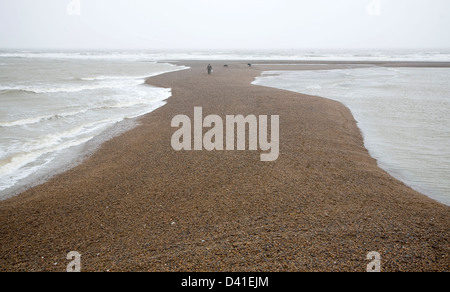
0,0,449,50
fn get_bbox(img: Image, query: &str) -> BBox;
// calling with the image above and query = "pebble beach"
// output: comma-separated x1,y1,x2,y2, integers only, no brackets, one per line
0,61,448,272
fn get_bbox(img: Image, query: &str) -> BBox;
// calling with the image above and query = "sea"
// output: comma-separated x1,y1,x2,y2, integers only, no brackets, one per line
253,66,450,206
0,51,188,199
1,50,449,205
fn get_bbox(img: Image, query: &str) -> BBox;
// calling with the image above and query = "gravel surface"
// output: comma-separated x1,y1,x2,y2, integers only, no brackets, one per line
0,61,448,272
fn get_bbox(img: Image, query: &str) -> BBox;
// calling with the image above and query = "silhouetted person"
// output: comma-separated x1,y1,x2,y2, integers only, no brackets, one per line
207,64,213,75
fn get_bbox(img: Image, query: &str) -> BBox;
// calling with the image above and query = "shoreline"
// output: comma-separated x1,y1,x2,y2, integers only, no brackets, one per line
0,62,189,201
251,64,450,206
0,61,448,272
0,117,141,201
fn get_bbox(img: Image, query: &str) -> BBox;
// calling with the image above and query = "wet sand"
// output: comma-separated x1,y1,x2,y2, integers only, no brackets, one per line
0,61,448,272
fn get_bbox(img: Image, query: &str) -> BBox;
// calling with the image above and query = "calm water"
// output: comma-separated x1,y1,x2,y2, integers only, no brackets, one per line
254,67,450,205
0,53,187,198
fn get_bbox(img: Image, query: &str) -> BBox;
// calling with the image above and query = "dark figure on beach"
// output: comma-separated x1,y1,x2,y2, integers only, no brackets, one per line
248,63,252,67
207,64,213,75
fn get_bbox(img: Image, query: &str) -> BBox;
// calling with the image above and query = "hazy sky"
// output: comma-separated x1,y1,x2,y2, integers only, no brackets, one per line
1,0,449,50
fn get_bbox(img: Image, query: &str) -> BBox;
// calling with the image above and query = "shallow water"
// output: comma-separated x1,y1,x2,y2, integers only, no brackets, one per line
253,67,450,206
0,55,187,198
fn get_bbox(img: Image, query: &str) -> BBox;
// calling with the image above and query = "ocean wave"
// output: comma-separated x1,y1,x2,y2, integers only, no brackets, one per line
0,110,88,127
0,60,190,199
0,114,59,127
79,68,187,82
100,99,167,111
306,85,322,90
0,52,160,62
0,88,33,95
79,75,149,82
6,119,116,157
0,80,141,94
0,86,171,128
0,118,125,190
0,135,94,191
2,51,450,62
0,98,168,191
0,69,177,95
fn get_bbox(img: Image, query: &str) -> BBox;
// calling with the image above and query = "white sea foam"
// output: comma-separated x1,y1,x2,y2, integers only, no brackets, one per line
0,109,91,127
254,67,450,205
0,51,158,61
0,55,188,198
1,50,450,62
0,114,58,127
0,136,94,192
79,72,171,81
0,119,116,166
0,78,144,94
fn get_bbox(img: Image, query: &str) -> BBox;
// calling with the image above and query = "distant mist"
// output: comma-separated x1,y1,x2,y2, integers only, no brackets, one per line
1,0,449,50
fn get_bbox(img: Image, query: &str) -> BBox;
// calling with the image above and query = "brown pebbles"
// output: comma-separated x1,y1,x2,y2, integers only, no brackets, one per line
0,61,448,272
